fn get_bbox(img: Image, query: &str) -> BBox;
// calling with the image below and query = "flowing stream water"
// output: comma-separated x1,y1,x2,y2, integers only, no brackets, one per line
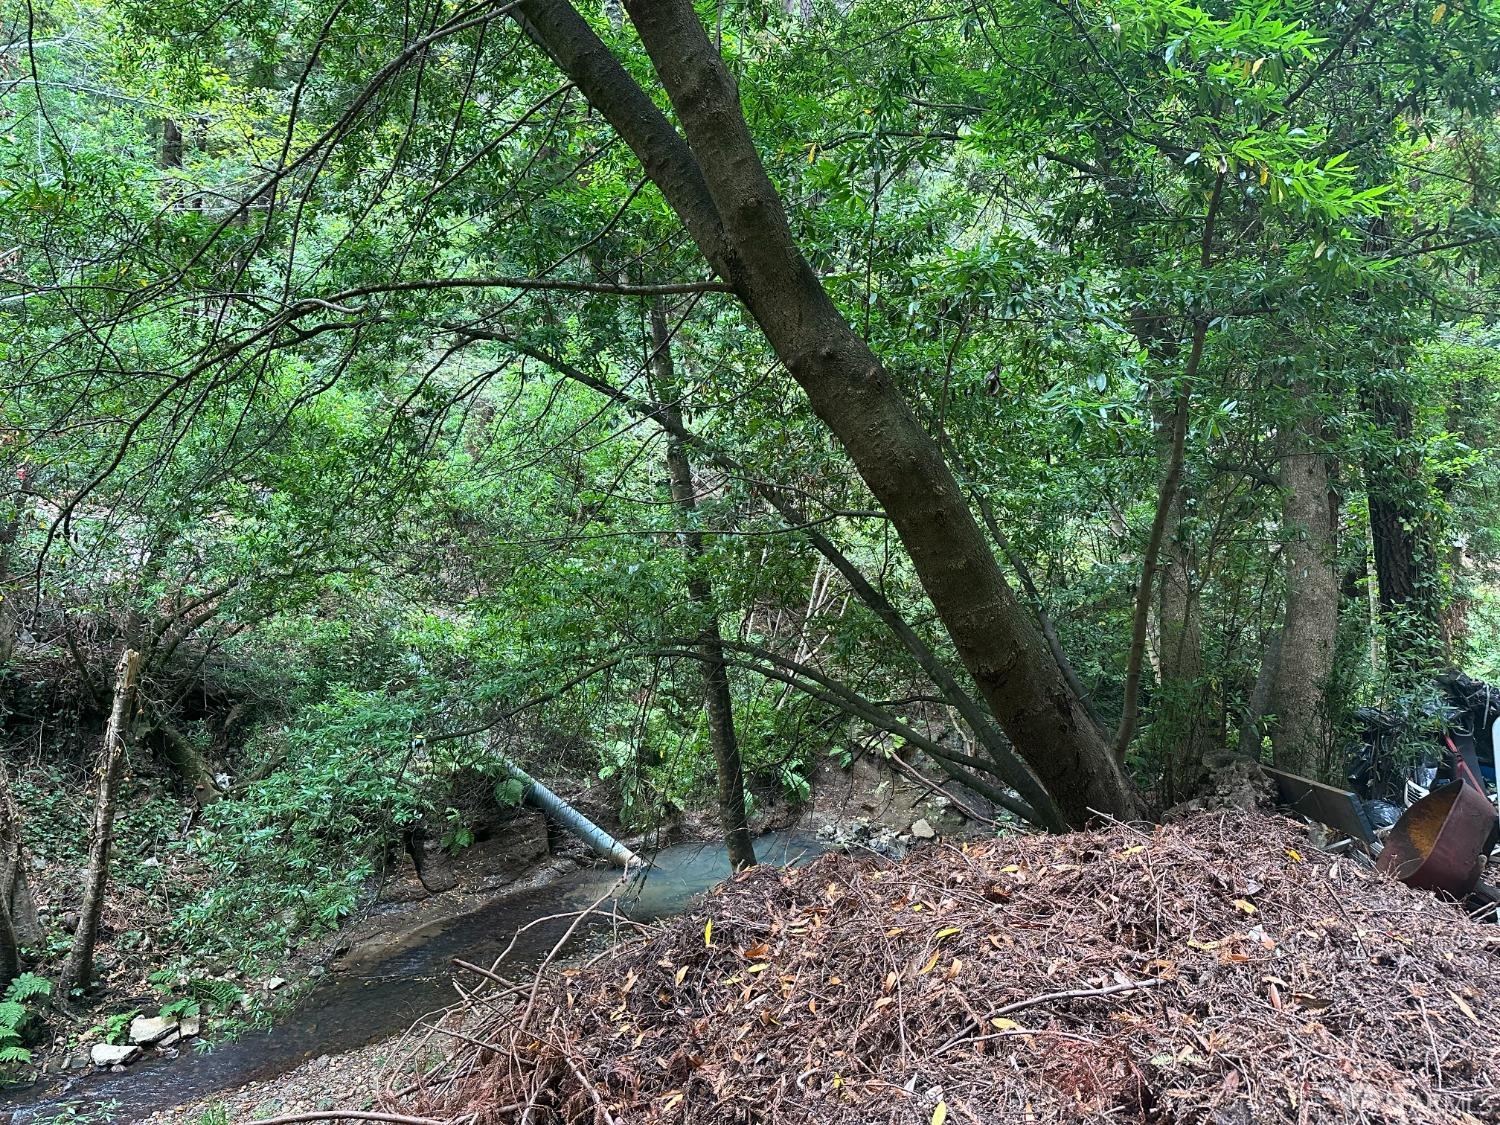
2,830,826,1124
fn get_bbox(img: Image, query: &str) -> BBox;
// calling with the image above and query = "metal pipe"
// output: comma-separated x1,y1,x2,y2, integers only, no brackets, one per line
497,755,637,868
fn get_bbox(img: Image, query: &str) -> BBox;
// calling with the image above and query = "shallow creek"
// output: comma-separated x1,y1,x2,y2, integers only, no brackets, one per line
3,830,825,1123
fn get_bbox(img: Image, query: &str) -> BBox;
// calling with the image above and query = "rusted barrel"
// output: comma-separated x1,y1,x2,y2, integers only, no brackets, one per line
1377,780,1496,896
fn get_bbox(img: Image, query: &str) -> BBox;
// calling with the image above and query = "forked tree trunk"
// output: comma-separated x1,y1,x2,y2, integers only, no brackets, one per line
516,0,1141,826
61,649,141,995
1271,413,1340,776
650,305,756,870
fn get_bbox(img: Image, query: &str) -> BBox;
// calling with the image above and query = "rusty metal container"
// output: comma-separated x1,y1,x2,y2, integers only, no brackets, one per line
1377,780,1497,896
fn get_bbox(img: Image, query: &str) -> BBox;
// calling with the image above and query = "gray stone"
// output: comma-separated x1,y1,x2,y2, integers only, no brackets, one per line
90,1043,141,1067
128,1015,178,1045
910,818,937,840
179,1016,202,1039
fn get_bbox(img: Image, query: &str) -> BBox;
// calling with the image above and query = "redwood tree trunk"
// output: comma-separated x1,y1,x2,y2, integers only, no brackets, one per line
517,0,1141,826
62,649,141,995
1271,412,1339,775
651,306,756,870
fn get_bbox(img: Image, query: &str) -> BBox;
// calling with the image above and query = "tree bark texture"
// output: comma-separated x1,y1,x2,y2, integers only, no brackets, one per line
1271,415,1340,776
650,305,756,870
62,648,141,995
516,0,1141,826
1154,496,1213,802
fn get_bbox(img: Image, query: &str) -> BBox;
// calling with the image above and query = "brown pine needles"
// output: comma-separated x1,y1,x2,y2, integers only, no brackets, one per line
377,812,1500,1124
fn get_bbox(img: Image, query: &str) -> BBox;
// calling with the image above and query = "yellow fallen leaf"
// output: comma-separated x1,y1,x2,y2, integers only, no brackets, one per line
1286,848,1304,862
704,919,714,947
1451,991,1479,1024
747,963,769,974
1233,899,1257,915
1118,845,1145,857
991,1017,1021,1030
919,950,942,975
935,927,962,939
933,1100,949,1125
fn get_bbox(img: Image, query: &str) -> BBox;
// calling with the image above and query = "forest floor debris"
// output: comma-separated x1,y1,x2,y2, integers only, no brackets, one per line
380,811,1500,1124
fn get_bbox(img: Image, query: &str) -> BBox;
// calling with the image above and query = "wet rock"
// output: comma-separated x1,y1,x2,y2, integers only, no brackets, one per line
129,1015,178,1045
408,831,460,894
817,819,908,860
90,1043,141,1067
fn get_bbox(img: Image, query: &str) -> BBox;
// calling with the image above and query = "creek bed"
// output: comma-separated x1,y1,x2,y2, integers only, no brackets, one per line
2,831,825,1123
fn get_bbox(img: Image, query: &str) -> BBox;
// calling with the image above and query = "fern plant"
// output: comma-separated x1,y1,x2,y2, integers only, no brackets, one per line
0,973,52,1065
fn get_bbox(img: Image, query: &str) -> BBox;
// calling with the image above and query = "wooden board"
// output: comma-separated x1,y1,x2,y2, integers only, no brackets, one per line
1263,766,1379,846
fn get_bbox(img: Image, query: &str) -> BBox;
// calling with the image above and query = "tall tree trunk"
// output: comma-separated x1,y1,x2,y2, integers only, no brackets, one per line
650,305,756,870
517,0,1141,826
1237,627,1283,758
0,757,22,985
1154,498,1213,802
61,649,141,995
1271,411,1340,775
1364,383,1444,673
0,754,41,955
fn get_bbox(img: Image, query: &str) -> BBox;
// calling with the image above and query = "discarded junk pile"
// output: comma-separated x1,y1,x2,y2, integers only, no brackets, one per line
1270,669,1500,901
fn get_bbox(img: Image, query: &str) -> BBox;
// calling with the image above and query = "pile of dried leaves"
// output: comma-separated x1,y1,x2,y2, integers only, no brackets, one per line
390,812,1500,1124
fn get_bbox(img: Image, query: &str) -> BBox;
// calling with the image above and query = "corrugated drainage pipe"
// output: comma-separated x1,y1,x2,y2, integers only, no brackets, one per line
498,755,638,868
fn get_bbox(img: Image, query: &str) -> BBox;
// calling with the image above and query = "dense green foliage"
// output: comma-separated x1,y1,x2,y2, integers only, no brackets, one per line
0,0,1498,1064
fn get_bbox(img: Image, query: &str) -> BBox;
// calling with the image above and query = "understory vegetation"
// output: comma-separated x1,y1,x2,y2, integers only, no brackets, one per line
1,0,1499,1095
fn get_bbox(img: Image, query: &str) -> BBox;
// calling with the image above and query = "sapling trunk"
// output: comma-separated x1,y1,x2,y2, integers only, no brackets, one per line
650,303,756,870
61,648,141,995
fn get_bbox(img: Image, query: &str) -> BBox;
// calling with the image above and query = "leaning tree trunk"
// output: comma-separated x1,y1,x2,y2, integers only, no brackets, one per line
516,0,1141,826
1271,410,1340,776
61,649,141,995
651,304,756,870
